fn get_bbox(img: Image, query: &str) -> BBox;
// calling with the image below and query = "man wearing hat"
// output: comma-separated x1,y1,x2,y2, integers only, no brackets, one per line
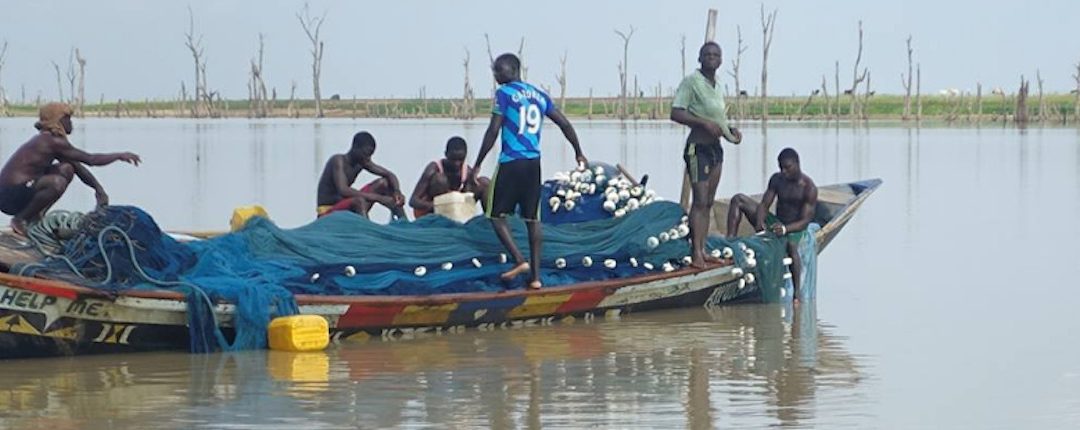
0,103,141,235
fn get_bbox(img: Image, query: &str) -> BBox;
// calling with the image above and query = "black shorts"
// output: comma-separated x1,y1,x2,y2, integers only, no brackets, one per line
683,130,723,183
0,182,33,216
485,158,541,221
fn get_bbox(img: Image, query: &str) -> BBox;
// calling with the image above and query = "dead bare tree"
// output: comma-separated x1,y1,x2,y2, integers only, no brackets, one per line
759,6,777,123
249,33,270,118
51,61,64,102
185,7,206,118
862,71,872,121
847,21,868,121
1073,62,1080,122
588,87,594,119
64,49,77,109
1015,75,1029,125
198,62,216,117
680,34,687,77
834,61,841,121
460,49,475,119
1036,69,1046,122
633,75,641,119
287,80,298,118
916,63,922,121
178,81,188,117
654,81,662,119
975,82,983,121
0,39,8,115
556,51,567,109
614,26,635,120
901,35,913,121
517,37,528,81
484,33,497,94
796,88,819,120
726,25,748,121
820,75,831,118
75,49,86,117
297,3,327,118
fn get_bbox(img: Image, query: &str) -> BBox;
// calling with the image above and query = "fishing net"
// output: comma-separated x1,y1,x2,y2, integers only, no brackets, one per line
12,199,806,352
14,206,298,353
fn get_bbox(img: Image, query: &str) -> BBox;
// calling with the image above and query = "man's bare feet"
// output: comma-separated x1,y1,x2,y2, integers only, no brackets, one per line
500,262,530,281
527,280,542,290
9,218,28,237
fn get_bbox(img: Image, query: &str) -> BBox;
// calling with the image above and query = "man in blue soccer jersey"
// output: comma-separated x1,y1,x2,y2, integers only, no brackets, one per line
470,53,587,290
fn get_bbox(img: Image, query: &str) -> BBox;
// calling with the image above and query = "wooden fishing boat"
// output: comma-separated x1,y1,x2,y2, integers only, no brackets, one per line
0,179,880,358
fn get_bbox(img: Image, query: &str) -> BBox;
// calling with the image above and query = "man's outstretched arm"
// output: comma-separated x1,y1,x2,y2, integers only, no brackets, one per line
471,114,503,181
547,108,586,165
71,162,109,207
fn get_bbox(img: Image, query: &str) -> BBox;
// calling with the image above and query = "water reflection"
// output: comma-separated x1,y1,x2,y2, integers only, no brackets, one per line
0,305,867,428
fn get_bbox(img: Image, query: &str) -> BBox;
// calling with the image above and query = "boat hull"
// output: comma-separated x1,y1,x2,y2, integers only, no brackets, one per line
0,264,756,358
0,178,880,358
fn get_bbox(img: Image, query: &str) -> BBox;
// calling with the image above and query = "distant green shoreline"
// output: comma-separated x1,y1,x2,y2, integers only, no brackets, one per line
1,93,1076,123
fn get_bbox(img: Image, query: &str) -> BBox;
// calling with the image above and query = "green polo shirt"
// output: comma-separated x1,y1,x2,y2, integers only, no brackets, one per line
672,70,736,142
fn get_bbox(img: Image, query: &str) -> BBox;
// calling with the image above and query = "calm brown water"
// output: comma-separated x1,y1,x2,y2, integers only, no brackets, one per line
0,119,1078,428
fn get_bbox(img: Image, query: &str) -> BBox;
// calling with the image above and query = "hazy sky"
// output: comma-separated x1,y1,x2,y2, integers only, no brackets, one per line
0,0,1077,102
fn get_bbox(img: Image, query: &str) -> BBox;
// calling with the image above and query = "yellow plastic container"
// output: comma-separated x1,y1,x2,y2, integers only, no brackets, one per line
230,204,269,232
268,315,330,352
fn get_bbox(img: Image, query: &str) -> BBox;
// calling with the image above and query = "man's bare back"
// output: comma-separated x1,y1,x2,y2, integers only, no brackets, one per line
0,103,140,235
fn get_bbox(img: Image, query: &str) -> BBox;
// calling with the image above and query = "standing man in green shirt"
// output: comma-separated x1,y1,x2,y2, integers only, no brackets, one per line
670,41,743,268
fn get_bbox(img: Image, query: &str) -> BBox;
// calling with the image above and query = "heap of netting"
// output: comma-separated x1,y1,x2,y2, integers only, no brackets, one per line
13,203,799,351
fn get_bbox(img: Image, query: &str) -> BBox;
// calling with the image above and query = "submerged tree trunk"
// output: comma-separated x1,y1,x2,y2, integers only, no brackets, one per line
1073,62,1080,122
1015,75,1029,125
759,5,777,123
184,7,206,118
297,4,327,118
915,63,922,122
901,35,913,121
614,26,635,120
0,40,9,116
75,49,86,117
847,21,868,121
727,26,748,121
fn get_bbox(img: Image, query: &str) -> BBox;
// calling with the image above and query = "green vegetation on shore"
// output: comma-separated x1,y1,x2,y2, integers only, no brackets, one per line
1,93,1077,123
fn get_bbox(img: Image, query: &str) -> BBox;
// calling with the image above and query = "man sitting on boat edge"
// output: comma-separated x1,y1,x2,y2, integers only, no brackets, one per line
725,147,818,300
316,131,407,220
0,102,141,236
409,136,489,219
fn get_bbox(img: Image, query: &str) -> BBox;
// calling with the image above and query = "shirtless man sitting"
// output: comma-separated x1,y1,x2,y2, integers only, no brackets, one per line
726,148,818,300
0,103,141,235
408,136,489,219
316,131,406,220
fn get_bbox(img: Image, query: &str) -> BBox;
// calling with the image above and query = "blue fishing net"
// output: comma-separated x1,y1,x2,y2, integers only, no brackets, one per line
15,206,299,353
14,201,802,352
